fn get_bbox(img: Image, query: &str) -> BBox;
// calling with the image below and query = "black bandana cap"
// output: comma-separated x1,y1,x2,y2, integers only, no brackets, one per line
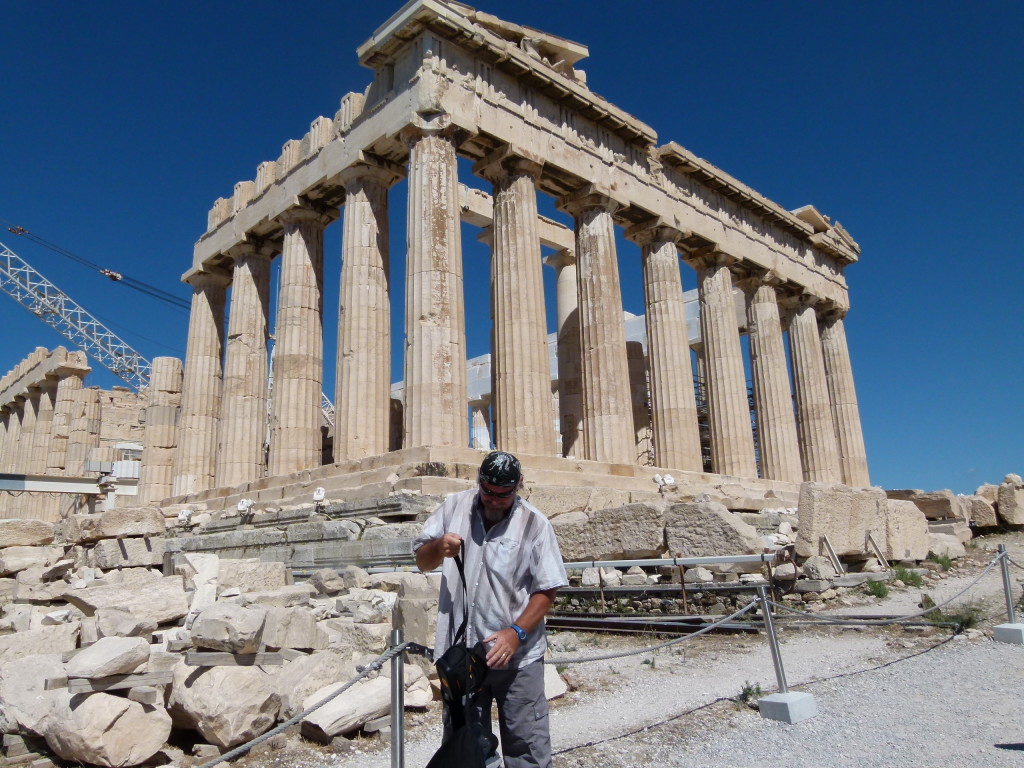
478,451,522,487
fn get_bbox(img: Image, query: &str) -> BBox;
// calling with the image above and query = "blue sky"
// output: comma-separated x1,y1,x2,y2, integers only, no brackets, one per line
1,1,1020,494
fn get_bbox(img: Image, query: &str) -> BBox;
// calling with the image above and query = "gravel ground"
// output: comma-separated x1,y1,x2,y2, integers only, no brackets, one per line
232,532,1024,768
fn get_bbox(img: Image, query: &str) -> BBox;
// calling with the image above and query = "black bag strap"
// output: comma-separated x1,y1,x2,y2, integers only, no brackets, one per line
451,546,468,647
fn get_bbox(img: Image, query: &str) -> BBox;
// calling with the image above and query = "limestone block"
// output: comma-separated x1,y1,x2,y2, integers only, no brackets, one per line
544,664,568,700
552,502,667,561
0,623,78,663
795,483,886,558
997,484,1024,526
65,513,104,544
0,577,15,603
337,588,397,624
300,675,391,742
349,622,392,653
238,583,316,608
363,523,422,540
665,502,763,563
0,545,65,576
262,607,328,651
271,650,350,719
218,559,290,595
324,519,361,540
317,618,357,656
0,653,68,734
682,567,714,583
92,537,165,569
392,596,437,658
174,552,220,592
64,574,189,626
961,494,998,528
884,489,960,520
1006,473,1024,486
309,568,345,595
96,607,157,639
395,572,439,600
0,519,55,548
367,571,422,593
168,661,280,748
928,518,972,544
880,500,928,561
524,486,633,519
801,555,838,580
928,533,967,559
97,506,166,538
339,565,370,589
190,603,268,653
65,636,150,678
975,483,999,504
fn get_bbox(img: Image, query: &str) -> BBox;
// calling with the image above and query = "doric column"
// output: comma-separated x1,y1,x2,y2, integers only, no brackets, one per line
140,357,184,504
0,407,11,516
543,249,582,459
787,295,842,482
402,127,468,449
628,223,702,472
217,244,271,487
626,341,652,465
558,190,633,465
29,383,55,474
17,388,40,476
0,409,9,471
46,356,89,477
687,250,757,478
63,387,101,518
1,399,24,473
470,399,492,451
741,274,803,483
336,161,402,461
820,309,870,486
269,206,328,476
476,150,553,456
173,270,228,496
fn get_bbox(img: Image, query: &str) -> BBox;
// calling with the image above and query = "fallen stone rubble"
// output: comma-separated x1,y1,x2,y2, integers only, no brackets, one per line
0,475,1019,766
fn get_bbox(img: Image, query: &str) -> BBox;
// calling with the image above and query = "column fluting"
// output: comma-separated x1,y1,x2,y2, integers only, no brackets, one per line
820,310,870,486
544,249,582,459
140,356,184,504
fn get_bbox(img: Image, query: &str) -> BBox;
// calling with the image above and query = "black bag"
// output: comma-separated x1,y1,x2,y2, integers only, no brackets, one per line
427,549,497,767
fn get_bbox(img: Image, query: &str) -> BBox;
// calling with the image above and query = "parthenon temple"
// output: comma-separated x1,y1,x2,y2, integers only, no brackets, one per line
1,0,870,520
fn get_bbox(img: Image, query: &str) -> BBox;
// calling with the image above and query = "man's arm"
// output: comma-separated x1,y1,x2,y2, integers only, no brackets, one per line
414,532,463,572
484,587,559,667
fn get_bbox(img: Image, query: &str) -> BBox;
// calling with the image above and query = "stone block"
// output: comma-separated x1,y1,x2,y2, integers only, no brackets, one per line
64,574,189,626
758,691,817,724
524,486,633,519
64,514,104,544
262,607,328,651
665,502,762,572
885,489,960,520
880,500,929,560
92,537,165,569
97,506,165,538
272,650,352,719
997,484,1024,526
927,533,966,559
795,483,886,558
191,603,268,654
960,495,997,528
65,636,150,678
218,559,290,594
0,623,79,663
993,623,1024,645
239,584,316,608
0,519,55,548
0,546,65,576
552,502,667,561
300,675,391,742
308,568,345,595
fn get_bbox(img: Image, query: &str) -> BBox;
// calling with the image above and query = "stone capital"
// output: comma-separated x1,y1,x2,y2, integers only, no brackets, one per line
476,225,495,248
624,219,687,248
399,121,458,149
556,185,624,217
543,248,576,270
473,145,544,183
338,154,405,191
685,247,739,273
224,238,273,267
276,201,331,229
736,268,783,295
185,268,231,290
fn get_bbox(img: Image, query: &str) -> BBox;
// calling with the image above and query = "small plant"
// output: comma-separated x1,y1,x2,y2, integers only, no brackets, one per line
928,553,953,571
738,680,762,707
892,565,923,588
920,595,988,631
865,579,889,599
641,656,656,670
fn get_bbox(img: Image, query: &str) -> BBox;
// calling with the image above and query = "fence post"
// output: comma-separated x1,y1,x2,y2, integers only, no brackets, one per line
994,545,1024,645
390,629,404,768
754,584,817,724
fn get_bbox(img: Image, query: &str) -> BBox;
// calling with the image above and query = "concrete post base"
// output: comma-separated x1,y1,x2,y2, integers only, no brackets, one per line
758,691,817,724
993,623,1024,645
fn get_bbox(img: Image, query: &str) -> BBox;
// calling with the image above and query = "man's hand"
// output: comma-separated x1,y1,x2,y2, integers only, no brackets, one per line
483,628,520,669
414,533,463,571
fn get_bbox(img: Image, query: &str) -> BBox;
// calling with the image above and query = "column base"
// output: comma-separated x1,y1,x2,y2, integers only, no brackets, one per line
758,691,817,724
993,623,1024,645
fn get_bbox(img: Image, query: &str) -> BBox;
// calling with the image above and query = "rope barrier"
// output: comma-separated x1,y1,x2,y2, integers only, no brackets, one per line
766,553,1003,626
193,642,411,768
1004,554,1024,571
545,599,760,664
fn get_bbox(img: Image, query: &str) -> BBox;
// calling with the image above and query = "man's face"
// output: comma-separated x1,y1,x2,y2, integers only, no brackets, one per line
478,480,518,517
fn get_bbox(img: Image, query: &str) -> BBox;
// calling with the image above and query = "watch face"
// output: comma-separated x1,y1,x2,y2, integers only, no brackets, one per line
514,626,527,640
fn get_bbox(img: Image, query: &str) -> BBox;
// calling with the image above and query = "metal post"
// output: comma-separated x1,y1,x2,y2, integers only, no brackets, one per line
390,629,404,768
756,584,788,693
998,544,1016,625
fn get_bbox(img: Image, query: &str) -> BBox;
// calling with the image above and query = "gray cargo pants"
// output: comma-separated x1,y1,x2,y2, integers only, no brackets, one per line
445,659,552,768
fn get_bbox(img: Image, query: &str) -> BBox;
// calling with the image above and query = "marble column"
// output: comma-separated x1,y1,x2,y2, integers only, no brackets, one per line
626,341,652,465
688,250,757,478
173,270,228,497
470,399,492,451
46,362,88,477
217,244,271,487
336,162,401,461
63,387,101,518
742,275,803,483
270,207,327,476
1,399,23,473
0,407,11,516
29,382,56,519
141,357,183,504
402,127,468,449
544,249,582,459
0,409,8,472
558,191,633,465
629,224,703,472
787,296,842,482
820,310,870,486
17,388,40,478
476,152,553,456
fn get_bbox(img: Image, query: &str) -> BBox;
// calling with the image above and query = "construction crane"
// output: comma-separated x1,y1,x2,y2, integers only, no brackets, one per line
0,239,152,391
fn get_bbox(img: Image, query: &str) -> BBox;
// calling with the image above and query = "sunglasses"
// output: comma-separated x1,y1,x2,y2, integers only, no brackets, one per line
479,483,517,499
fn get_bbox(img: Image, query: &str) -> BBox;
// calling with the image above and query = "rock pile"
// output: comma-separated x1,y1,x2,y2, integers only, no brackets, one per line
0,511,441,767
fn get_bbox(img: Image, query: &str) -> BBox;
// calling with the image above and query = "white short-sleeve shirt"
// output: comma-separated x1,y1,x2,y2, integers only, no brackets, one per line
413,488,568,668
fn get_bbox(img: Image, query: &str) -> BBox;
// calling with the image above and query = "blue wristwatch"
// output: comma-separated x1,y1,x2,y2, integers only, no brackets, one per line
511,623,527,642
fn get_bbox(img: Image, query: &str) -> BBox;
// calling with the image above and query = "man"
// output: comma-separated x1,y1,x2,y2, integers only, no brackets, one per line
414,451,567,768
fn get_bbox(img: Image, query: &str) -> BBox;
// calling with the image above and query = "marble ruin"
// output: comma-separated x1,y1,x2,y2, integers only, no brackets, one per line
167,0,869,516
